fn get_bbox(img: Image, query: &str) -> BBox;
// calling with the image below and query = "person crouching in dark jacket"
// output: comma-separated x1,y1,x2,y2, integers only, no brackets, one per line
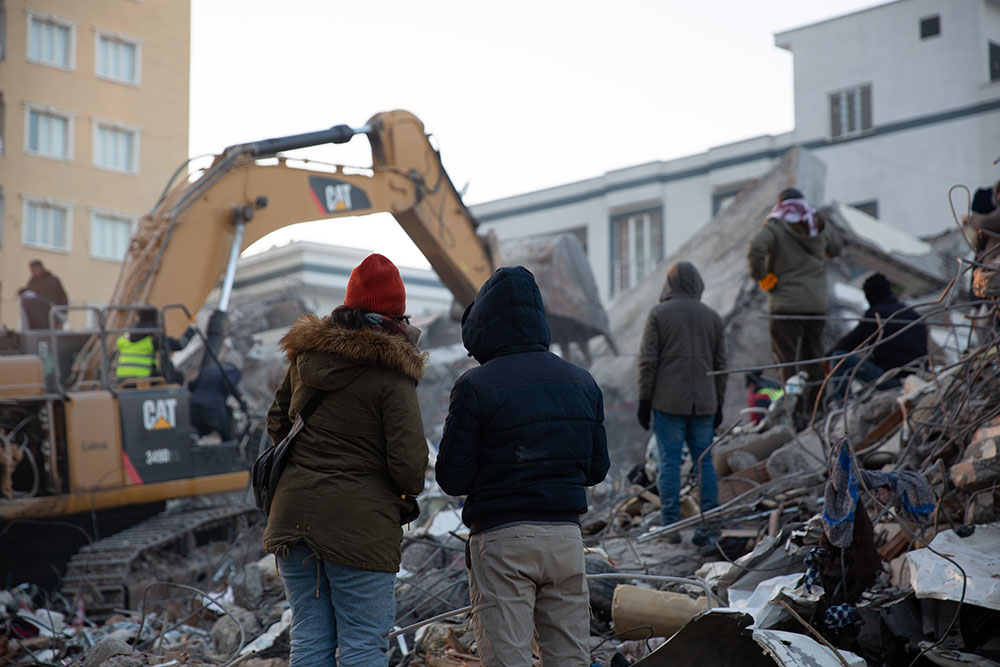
263,253,429,667
827,272,927,402
436,266,610,667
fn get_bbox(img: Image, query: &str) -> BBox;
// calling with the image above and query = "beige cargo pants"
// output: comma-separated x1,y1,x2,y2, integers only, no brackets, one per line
467,523,590,666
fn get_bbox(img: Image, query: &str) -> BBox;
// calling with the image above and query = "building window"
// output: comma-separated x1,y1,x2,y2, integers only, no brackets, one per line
90,210,134,261
93,121,139,173
26,12,75,70
851,200,879,219
991,42,1000,82
919,15,940,40
610,207,663,295
23,198,72,251
829,84,872,140
95,31,140,85
25,106,73,160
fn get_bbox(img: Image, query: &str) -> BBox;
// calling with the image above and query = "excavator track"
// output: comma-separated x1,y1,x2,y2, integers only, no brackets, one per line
60,505,260,619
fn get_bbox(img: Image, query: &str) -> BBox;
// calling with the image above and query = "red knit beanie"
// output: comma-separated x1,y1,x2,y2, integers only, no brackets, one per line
344,253,407,317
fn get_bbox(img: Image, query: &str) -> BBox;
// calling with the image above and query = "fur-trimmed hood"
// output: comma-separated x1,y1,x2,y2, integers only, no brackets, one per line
279,314,427,383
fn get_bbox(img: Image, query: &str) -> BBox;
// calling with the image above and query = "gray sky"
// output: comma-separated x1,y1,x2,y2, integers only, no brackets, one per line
190,0,885,268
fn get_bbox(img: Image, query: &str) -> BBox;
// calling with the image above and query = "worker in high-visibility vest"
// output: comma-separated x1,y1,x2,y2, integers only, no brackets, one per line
745,371,784,426
114,307,195,380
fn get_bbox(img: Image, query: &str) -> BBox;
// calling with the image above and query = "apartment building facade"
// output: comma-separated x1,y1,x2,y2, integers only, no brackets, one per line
471,0,1000,302
0,0,190,328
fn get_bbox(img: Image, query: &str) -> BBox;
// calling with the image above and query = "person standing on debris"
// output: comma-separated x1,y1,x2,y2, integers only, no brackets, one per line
436,266,610,667
20,260,68,328
637,261,726,543
189,343,243,441
263,253,428,667
747,187,842,419
827,273,927,400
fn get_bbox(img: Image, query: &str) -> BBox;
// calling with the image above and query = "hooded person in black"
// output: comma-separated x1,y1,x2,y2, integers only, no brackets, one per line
827,273,927,400
436,266,609,667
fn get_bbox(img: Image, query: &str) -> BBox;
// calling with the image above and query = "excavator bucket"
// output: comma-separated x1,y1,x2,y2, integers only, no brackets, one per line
498,232,618,364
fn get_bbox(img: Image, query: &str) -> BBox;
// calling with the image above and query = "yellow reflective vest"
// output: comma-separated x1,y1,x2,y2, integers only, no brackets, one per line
116,334,156,378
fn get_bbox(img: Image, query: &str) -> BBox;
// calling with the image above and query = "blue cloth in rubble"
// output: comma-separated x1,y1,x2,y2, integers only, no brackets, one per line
822,439,935,548
824,603,856,630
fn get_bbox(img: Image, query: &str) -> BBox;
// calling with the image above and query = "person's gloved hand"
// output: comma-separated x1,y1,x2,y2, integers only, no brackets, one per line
637,400,651,431
714,409,723,429
758,273,778,291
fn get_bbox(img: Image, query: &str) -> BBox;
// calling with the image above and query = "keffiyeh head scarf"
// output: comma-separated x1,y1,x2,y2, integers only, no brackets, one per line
770,197,819,237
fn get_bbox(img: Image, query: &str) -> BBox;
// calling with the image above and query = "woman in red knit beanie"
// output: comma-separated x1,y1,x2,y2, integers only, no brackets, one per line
263,253,428,665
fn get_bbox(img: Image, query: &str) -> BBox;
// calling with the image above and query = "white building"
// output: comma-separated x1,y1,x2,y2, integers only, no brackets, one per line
229,241,452,316
471,0,1000,302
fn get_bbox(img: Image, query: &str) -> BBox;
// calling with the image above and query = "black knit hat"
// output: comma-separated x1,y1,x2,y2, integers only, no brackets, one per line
972,187,996,214
862,273,893,304
778,187,804,202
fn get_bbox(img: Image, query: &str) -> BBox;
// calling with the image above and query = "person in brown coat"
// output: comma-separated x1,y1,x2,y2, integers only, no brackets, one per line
263,253,429,666
637,261,726,542
747,188,842,420
20,260,68,328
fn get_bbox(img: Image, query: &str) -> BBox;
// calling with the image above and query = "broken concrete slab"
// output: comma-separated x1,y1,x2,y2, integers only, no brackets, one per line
904,523,1000,612
950,419,1000,491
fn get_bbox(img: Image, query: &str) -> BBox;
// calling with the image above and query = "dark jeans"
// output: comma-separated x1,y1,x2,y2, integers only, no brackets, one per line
828,354,901,402
769,315,825,417
191,402,234,441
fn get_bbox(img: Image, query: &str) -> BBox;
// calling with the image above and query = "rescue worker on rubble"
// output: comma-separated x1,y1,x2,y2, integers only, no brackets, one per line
747,187,842,422
637,261,726,545
263,253,428,667
436,266,610,667
114,307,195,382
964,182,1000,341
189,343,243,441
826,272,927,400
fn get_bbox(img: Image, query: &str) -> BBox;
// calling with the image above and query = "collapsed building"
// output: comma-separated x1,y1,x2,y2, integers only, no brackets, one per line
4,146,1000,667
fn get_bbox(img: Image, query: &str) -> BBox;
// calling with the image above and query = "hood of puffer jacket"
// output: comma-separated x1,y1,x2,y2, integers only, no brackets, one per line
279,314,427,387
462,266,550,363
659,261,704,301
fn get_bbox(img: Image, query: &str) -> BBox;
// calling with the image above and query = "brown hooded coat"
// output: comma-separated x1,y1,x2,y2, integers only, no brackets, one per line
262,314,429,573
638,262,727,416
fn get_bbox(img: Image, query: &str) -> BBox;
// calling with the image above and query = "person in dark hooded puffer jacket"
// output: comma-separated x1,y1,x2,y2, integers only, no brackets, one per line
263,253,428,667
436,266,610,667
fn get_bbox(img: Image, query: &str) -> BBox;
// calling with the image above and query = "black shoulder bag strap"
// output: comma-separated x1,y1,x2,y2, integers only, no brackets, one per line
254,388,329,515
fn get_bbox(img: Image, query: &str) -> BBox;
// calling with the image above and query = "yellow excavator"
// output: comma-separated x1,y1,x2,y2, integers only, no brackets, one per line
0,110,613,612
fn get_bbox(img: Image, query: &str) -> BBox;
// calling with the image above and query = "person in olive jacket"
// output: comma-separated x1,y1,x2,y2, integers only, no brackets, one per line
436,266,610,667
263,253,428,667
747,187,842,419
637,261,726,538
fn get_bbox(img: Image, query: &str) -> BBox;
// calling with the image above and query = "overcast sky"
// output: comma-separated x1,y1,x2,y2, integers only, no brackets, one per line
190,0,885,268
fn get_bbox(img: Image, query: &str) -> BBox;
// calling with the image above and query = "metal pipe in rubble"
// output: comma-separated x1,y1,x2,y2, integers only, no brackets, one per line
386,573,718,641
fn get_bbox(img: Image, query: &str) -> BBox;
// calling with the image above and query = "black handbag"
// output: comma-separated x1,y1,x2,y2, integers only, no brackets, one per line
251,389,329,516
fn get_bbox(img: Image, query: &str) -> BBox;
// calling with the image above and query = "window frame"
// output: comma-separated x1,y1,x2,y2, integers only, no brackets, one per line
919,15,940,40
609,204,664,295
93,28,142,86
91,117,141,174
25,10,77,71
828,83,873,141
21,194,74,253
23,102,75,161
990,41,1000,83
88,206,136,261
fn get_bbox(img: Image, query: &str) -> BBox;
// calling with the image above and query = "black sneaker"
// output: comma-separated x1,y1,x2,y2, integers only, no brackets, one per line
691,526,718,547
665,532,682,545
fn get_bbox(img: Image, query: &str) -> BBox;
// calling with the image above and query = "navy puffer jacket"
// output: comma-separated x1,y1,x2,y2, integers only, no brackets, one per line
436,267,610,533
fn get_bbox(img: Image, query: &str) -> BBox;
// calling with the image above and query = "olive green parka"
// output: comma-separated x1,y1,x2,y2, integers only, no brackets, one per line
262,314,429,573
747,214,842,314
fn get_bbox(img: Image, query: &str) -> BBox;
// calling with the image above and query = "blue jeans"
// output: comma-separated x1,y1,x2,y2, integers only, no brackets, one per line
277,542,396,666
653,411,718,525
828,355,901,403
